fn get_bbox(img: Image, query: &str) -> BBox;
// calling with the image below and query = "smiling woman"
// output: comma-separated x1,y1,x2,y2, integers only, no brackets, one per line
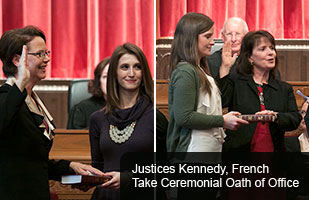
25,37,50,82
89,43,154,200
0,26,105,200
218,30,302,152
116,54,142,94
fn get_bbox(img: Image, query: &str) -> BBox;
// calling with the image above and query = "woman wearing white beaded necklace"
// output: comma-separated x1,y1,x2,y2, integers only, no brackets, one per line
89,43,153,200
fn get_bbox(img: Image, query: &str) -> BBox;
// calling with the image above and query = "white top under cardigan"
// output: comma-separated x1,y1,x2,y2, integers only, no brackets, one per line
187,73,226,152
299,132,309,152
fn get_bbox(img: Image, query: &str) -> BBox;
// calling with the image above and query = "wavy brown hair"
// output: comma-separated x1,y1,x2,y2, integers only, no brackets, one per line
88,57,110,97
236,30,279,79
170,12,214,96
105,43,153,114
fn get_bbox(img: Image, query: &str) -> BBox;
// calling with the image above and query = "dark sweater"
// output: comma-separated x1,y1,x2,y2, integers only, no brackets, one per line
67,96,105,129
89,96,153,200
0,83,72,200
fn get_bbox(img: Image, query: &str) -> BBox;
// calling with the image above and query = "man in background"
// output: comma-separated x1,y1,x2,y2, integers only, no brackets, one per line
207,17,248,78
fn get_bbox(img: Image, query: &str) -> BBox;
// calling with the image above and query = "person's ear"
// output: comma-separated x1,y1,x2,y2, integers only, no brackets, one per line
12,54,20,67
248,57,254,65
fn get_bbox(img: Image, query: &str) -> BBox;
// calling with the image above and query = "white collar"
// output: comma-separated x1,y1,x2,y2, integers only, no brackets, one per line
298,132,309,152
5,76,16,86
30,91,55,140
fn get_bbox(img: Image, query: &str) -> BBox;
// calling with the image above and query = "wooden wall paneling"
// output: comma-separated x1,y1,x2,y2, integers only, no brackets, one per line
276,50,299,81
303,87,309,96
289,82,309,109
39,91,68,129
301,53,308,81
286,51,301,81
277,54,287,81
156,38,172,79
35,80,70,129
276,40,309,81
156,79,169,120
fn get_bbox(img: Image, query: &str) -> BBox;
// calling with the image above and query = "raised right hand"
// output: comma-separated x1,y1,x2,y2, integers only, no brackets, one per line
16,45,30,91
223,111,249,130
219,41,238,78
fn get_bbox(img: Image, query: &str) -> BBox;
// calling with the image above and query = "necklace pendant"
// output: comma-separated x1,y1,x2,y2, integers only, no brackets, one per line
259,93,264,105
109,121,136,144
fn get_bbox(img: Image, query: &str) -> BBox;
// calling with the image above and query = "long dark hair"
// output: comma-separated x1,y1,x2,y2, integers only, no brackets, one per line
105,43,153,114
236,30,279,78
170,12,214,95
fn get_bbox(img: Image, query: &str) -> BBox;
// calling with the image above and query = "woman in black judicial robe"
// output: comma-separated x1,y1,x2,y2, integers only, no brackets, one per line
0,26,103,200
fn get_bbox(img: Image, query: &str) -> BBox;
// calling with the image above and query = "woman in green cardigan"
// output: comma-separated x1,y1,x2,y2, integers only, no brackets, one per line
166,12,248,200
167,12,248,154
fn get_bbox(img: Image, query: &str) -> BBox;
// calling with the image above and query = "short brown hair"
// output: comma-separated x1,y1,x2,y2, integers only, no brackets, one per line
105,43,153,114
88,57,110,97
236,30,279,79
0,26,46,77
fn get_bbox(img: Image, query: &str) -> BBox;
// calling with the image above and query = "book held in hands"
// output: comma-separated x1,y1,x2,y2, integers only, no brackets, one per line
61,175,111,186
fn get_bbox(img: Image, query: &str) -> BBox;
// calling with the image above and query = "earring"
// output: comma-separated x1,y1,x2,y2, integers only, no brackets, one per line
250,61,254,66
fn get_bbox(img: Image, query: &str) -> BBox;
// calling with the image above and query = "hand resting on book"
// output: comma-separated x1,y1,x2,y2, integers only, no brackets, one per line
63,174,112,192
72,171,120,191
66,162,107,191
64,171,121,191
69,162,104,176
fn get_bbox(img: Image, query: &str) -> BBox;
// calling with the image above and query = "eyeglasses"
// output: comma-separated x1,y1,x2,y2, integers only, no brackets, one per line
28,50,50,59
